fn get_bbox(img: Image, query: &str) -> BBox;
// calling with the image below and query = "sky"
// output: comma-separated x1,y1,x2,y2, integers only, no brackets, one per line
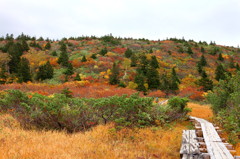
0,0,240,47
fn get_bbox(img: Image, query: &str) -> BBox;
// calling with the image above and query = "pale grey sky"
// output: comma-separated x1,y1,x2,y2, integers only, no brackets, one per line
0,0,240,46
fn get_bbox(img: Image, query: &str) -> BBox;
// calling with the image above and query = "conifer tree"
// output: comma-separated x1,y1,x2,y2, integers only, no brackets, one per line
146,66,160,90
17,58,31,83
124,48,133,58
160,73,171,94
139,55,148,75
150,55,159,68
197,70,213,91
7,43,23,73
109,62,120,85
45,42,51,50
64,63,74,76
58,51,69,67
200,46,205,53
215,64,226,81
74,73,81,81
81,55,87,62
99,47,108,56
0,66,7,84
199,54,207,66
134,69,147,92
218,53,224,61
36,61,54,81
51,51,57,56
169,67,180,91
187,46,193,54
21,40,29,52
60,43,67,52
236,63,240,71
130,54,137,67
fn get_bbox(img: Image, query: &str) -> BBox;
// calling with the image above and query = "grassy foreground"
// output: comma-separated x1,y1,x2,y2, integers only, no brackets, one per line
0,102,239,158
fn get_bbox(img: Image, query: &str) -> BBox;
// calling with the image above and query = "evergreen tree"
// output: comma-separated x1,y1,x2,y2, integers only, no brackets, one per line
91,53,97,59
215,64,226,81
160,73,171,94
17,58,31,83
60,43,67,52
99,47,108,56
229,58,235,68
81,55,87,62
130,54,137,67
139,55,149,75
134,70,147,92
236,63,240,71
200,46,205,53
109,62,120,85
21,40,29,52
64,63,74,76
58,51,69,67
197,62,203,74
51,51,57,56
150,56,159,68
178,46,184,53
45,42,51,50
124,48,133,58
36,61,54,81
187,46,193,54
7,43,23,73
0,66,7,84
218,53,224,61
169,67,180,91
149,48,153,53
199,54,207,66
197,70,213,91
74,73,81,81
146,66,160,90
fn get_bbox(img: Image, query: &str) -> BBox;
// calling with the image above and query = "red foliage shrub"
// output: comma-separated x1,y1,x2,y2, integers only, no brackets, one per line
147,90,166,98
178,86,204,101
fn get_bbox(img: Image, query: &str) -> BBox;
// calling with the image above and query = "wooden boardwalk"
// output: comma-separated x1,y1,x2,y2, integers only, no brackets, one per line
190,116,234,159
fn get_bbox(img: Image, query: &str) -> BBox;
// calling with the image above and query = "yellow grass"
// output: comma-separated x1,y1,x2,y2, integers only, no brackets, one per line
0,113,188,159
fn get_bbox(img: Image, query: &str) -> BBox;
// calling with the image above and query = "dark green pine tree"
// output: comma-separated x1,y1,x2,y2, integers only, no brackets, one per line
197,62,203,74
0,66,7,84
64,63,74,76
81,55,87,62
124,48,133,58
36,61,54,81
187,46,193,54
21,40,29,52
7,43,24,73
134,69,147,92
217,53,224,61
149,48,153,53
146,66,160,90
199,54,207,66
60,43,67,52
236,63,240,71
229,58,235,68
51,51,57,56
109,62,120,85
178,46,184,53
17,58,32,83
200,46,205,53
160,73,171,95
58,51,69,67
197,70,213,91
91,53,97,59
150,56,159,68
215,64,226,81
169,67,180,91
139,55,149,75
99,47,108,56
74,73,81,81
45,42,51,50
130,54,137,67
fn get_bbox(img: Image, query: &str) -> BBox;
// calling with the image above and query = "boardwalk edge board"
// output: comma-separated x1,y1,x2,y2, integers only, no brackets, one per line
180,116,239,159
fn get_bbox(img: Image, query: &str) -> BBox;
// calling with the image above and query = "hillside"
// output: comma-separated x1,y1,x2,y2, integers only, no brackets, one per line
0,34,240,100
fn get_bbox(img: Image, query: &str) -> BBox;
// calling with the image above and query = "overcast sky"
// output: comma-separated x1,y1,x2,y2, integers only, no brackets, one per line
0,0,240,46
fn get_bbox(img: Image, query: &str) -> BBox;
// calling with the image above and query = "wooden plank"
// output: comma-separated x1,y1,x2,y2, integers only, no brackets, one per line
190,116,234,159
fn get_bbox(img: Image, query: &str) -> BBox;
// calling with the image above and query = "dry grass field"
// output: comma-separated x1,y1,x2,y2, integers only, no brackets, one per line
0,102,239,158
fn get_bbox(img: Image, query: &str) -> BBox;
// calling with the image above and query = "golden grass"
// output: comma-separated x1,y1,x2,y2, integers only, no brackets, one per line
187,102,213,121
0,113,189,159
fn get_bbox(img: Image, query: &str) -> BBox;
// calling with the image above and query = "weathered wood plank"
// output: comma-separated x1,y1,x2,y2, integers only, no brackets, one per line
190,116,234,159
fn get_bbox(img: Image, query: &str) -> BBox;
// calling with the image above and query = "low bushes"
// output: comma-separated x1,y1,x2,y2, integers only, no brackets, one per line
0,90,189,132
